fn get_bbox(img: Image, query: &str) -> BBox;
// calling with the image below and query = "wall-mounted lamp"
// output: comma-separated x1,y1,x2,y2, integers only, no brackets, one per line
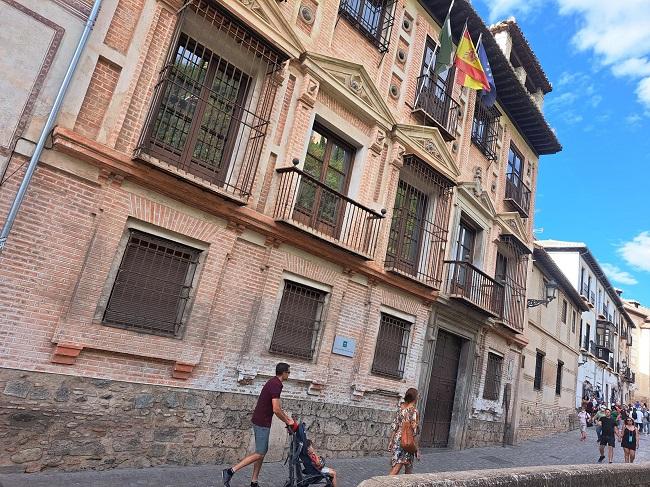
527,279,558,308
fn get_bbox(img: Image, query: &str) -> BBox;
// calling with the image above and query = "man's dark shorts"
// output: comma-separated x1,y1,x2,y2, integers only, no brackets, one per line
600,435,615,447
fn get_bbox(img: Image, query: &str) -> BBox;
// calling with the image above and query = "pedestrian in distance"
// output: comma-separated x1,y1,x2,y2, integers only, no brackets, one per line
593,405,606,443
577,406,590,442
633,404,644,434
223,363,296,487
619,418,640,463
597,408,619,464
387,387,420,475
643,406,650,435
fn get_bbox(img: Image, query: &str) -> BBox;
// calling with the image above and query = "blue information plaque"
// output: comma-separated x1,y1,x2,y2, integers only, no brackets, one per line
332,335,356,357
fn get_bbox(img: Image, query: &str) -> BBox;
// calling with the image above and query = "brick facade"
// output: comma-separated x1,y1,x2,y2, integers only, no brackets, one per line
0,0,560,472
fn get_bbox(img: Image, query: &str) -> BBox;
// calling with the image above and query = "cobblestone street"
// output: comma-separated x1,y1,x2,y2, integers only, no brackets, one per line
2,428,649,487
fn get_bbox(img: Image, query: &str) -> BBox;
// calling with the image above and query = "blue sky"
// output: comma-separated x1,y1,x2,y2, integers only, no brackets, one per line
473,0,650,305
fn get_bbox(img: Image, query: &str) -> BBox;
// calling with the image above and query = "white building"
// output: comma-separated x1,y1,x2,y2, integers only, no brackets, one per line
537,241,635,407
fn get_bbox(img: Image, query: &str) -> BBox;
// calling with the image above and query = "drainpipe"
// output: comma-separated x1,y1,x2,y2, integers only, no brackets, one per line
0,0,103,253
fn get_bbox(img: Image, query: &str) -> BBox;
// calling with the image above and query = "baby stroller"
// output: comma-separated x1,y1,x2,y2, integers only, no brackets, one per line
284,422,333,487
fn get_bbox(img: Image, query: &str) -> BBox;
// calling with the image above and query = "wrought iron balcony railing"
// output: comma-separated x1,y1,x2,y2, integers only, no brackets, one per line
274,164,385,259
445,260,505,318
505,173,532,218
413,74,460,141
608,356,615,370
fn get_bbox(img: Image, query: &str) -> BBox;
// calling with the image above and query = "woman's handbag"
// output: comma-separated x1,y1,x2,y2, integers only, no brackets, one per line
401,414,418,454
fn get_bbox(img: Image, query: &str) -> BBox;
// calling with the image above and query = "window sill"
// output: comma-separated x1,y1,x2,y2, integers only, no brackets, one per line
385,266,439,290
134,151,249,206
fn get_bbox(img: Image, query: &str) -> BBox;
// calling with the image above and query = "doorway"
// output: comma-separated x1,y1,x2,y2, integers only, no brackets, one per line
420,329,463,447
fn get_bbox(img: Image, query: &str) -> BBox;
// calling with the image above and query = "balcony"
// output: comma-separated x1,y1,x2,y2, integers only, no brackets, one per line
135,11,286,202
504,173,531,218
592,343,610,364
274,165,385,259
582,336,590,351
471,99,500,161
608,356,615,370
627,333,633,347
444,261,505,318
620,327,628,339
413,74,460,141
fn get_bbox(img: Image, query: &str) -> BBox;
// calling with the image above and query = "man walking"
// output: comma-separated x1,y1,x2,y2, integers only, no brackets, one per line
597,408,619,464
633,404,644,433
223,363,295,487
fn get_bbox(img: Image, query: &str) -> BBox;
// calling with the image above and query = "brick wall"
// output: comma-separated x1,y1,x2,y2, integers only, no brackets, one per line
74,57,121,139
103,0,145,54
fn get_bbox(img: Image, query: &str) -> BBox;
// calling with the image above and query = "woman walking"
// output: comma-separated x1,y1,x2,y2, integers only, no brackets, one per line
619,418,640,463
387,388,420,475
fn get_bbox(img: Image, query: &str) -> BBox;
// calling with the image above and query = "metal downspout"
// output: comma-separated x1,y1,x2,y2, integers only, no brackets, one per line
0,0,103,253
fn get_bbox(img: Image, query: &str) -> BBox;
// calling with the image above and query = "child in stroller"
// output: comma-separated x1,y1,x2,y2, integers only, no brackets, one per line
285,422,336,487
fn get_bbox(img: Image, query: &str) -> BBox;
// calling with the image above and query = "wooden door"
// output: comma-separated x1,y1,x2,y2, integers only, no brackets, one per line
421,329,462,448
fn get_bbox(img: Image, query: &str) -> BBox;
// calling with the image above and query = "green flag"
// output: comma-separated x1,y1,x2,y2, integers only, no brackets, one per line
434,1,455,77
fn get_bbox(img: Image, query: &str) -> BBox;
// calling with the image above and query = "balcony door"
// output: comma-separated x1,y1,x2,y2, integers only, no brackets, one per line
149,33,250,187
451,220,476,291
417,37,452,124
506,145,524,187
293,125,354,238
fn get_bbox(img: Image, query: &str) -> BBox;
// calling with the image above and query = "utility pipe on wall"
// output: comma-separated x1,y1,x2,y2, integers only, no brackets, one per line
0,0,103,253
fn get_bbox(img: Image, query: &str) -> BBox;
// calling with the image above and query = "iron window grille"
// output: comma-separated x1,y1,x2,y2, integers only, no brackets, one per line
371,313,411,379
533,351,544,391
269,281,326,360
555,361,564,396
385,155,454,289
505,145,531,217
483,352,503,400
496,236,530,332
136,0,286,200
561,299,568,323
338,0,396,53
471,98,500,161
103,230,201,337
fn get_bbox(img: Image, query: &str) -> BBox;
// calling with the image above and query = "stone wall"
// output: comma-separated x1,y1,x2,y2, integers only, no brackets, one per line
0,369,393,473
462,419,506,448
358,464,650,487
517,403,578,442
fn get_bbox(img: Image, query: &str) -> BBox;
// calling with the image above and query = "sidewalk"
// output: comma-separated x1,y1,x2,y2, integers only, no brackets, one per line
1,428,648,487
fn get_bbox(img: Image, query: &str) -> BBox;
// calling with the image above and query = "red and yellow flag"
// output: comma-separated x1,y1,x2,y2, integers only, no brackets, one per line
454,28,490,91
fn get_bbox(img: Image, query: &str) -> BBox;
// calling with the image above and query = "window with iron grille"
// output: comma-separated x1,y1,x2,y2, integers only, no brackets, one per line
269,281,326,360
483,352,503,400
534,351,544,391
103,230,201,337
338,0,396,53
555,360,564,395
385,155,453,288
471,98,500,161
137,1,286,199
371,313,411,379
561,299,568,323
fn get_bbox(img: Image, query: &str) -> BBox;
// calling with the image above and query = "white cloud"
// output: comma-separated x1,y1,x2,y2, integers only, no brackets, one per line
601,263,638,286
626,113,643,125
481,0,650,111
619,231,650,272
485,0,543,22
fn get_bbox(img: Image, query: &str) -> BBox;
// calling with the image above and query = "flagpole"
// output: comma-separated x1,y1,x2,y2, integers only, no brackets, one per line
454,20,468,87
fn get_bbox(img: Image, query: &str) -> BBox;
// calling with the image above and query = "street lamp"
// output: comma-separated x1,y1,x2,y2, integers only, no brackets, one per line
527,279,558,308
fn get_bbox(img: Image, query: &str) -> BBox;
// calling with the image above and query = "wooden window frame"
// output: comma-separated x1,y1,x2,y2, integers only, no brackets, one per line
561,299,568,324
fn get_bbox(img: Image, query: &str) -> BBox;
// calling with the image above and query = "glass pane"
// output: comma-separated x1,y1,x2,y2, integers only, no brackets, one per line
325,168,345,191
304,153,323,179
151,36,209,152
328,143,348,172
307,130,328,161
296,180,317,212
318,191,338,223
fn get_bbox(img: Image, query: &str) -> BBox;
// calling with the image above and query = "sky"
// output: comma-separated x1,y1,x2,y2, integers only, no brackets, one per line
472,0,650,305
